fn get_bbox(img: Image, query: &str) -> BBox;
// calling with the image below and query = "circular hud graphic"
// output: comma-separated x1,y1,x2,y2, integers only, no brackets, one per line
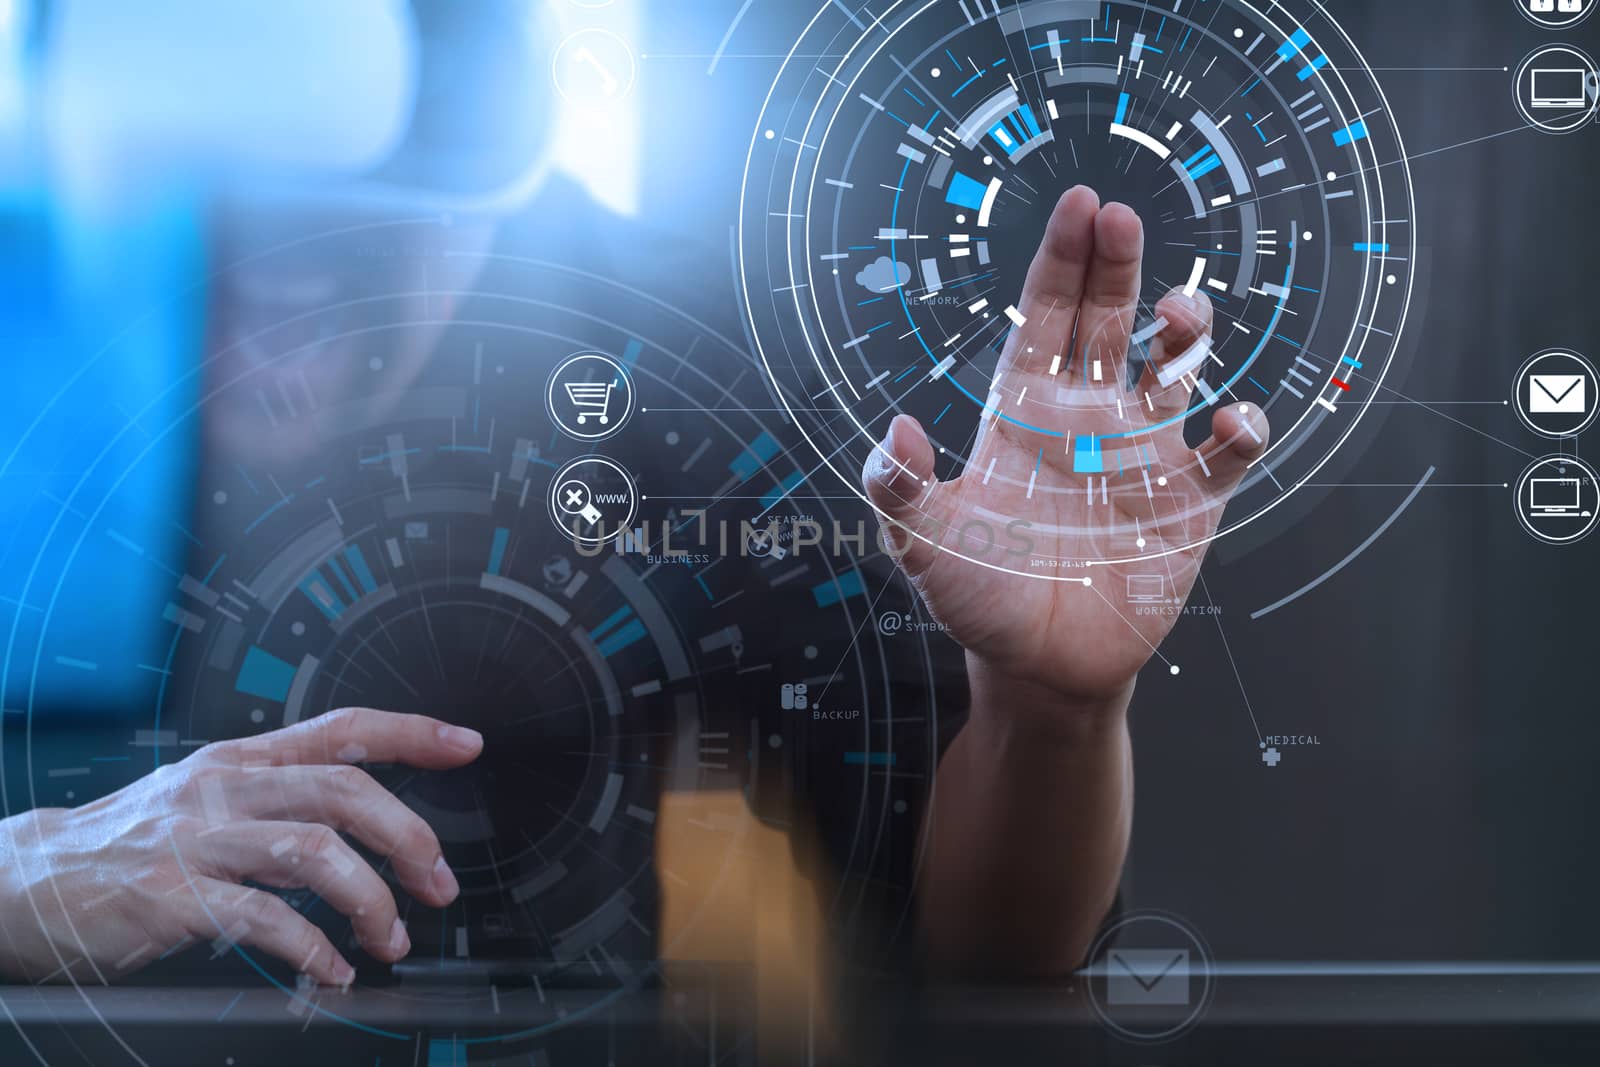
1,225,940,1057
741,0,1416,575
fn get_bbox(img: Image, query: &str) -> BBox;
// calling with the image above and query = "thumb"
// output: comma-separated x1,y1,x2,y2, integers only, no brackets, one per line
861,414,945,579
1197,401,1271,497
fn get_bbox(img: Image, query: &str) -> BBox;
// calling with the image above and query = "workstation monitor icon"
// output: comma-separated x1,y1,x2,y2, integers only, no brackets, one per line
1515,456,1600,545
1514,45,1600,132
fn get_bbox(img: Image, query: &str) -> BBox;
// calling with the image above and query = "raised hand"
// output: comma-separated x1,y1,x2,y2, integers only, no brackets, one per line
863,186,1269,708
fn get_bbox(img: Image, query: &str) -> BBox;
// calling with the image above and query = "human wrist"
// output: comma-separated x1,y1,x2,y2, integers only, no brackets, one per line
964,652,1133,745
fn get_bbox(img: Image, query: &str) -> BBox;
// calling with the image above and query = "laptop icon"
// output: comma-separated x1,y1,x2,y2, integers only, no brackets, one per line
1126,575,1167,604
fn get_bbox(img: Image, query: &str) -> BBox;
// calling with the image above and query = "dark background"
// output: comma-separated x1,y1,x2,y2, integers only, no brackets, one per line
638,0,1600,965
2,0,1597,972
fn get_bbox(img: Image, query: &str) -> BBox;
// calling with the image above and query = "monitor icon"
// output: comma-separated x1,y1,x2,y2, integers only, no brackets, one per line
1530,478,1586,517
1516,456,1600,545
1126,575,1167,604
1531,67,1589,107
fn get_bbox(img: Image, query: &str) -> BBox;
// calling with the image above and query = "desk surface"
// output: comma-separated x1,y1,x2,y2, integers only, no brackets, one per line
7,970,1600,1065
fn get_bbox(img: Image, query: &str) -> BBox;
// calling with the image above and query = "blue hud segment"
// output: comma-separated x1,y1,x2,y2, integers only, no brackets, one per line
237,646,296,702
1276,27,1312,62
590,604,648,657
945,171,988,211
343,545,378,594
1182,145,1221,180
620,337,644,367
1276,26,1328,80
730,431,781,481
1332,122,1369,147
813,569,865,607
1113,92,1130,126
427,1039,466,1067
486,527,509,576
1073,436,1105,474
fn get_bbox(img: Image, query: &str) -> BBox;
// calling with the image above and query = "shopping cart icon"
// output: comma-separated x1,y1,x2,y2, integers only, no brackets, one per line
564,379,620,425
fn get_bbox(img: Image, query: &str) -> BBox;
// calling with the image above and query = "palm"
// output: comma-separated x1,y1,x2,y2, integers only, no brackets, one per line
864,188,1266,700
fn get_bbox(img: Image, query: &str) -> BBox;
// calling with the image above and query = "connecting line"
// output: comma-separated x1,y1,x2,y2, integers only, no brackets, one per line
1250,465,1436,621
1350,369,1540,462
1193,569,1263,746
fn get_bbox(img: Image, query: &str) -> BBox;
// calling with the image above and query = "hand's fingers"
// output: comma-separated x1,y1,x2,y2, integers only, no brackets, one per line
862,414,947,580
208,707,483,770
1195,402,1271,494
1005,186,1100,374
194,821,409,963
231,764,458,907
185,876,355,986
1070,202,1144,387
1135,289,1213,417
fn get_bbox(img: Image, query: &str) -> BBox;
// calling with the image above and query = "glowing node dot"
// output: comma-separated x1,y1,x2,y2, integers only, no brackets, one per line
290,621,305,636
1302,230,1314,241
1260,741,1268,750
1157,476,1168,486
764,129,775,140
955,213,967,224
1082,576,1093,587
833,268,839,275
1170,664,1181,676
369,356,383,371
1386,274,1397,285
804,644,818,659
665,431,680,445
66,790,75,800
931,66,942,77
1217,243,1224,250
1234,27,1245,37
250,708,266,724
1136,537,1147,549
212,490,227,505
1326,170,1337,181
1238,403,1251,414
983,155,994,165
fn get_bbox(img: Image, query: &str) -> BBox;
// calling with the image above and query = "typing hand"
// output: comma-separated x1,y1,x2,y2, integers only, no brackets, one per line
0,708,481,985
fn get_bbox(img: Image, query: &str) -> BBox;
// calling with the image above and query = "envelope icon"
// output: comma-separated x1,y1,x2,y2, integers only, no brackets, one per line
1530,374,1586,414
1107,948,1190,1006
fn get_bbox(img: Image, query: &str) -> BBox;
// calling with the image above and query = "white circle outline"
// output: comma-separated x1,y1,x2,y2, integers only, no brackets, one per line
1516,0,1596,30
547,455,638,545
1511,44,1600,135
1512,348,1599,439
737,1,1420,578
545,351,636,442
1514,454,1600,545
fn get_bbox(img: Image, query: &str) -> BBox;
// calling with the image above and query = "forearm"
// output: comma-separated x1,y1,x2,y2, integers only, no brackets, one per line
917,655,1132,978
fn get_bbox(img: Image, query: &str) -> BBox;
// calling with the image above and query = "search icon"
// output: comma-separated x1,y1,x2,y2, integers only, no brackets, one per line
556,479,603,526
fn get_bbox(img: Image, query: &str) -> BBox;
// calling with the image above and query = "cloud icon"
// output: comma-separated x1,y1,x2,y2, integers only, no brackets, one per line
854,256,911,294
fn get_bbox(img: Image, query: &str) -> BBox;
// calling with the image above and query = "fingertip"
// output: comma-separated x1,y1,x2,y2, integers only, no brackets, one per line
434,724,483,762
1156,288,1212,334
1213,402,1270,461
1095,202,1144,260
1042,185,1100,259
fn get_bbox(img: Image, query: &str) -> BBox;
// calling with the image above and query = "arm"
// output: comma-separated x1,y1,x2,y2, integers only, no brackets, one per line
861,186,1269,978
917,665,1131,976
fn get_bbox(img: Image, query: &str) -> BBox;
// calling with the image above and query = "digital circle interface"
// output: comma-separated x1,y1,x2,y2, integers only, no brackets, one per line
741,0,1416,573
